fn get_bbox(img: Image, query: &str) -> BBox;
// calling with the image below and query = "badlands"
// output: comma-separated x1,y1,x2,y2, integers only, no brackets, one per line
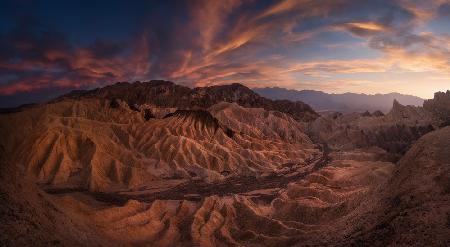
0,81,449,246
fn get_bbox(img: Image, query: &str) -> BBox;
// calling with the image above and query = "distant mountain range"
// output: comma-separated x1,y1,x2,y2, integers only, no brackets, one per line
253,87,424,113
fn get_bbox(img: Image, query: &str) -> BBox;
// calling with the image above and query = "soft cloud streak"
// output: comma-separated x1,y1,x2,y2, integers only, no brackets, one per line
1,0,450,105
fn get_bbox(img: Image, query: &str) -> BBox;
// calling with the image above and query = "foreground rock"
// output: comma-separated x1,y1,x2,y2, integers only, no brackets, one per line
332,127,450,246
3,126,449,246
50,149,395,246
0,152,108,246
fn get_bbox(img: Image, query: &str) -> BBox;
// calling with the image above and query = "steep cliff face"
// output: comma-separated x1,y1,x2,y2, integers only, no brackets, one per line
424,90,450,126
56,81,319,122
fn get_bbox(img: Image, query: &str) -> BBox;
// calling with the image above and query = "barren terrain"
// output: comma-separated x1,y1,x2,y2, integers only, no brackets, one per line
1,82,449,246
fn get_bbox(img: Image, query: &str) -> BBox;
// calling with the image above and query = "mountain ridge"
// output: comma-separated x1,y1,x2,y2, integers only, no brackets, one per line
253,87,424,113
54,80,319,122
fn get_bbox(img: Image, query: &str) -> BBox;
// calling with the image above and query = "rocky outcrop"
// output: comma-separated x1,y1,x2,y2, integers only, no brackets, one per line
55,81,319,122
423,90,450,126
308,100,436,159
389,99,433,124
209,102,310,143
334,127,450,246
372,110,384,117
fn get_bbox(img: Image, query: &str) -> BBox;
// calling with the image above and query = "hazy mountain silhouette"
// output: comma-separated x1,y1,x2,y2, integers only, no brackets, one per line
253,87,424,113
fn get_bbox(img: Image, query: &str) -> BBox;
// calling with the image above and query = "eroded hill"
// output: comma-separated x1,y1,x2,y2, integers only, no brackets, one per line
0,83,449,246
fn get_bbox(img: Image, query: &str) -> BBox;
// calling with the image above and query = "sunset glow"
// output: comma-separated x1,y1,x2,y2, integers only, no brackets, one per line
1,0,450,107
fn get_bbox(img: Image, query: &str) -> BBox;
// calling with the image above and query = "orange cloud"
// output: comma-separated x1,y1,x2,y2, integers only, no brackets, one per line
2,0,450,102
346,22,386,32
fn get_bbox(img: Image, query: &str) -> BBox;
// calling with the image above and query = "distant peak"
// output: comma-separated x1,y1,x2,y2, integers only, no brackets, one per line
391,99,404,112
144,80,176,86
224,83,251,90
204,83,251,90
230,82,247,87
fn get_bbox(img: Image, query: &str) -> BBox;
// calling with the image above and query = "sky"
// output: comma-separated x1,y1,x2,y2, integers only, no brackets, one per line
1,0,450,107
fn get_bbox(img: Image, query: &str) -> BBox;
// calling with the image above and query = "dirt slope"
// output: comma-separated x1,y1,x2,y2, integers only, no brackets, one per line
0,99,317,193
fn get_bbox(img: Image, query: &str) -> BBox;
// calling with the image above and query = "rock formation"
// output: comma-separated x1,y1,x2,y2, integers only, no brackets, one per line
308,100,436,160
0,98,317,193
333,127,450,246
1,82,449,246
423,90,450,126
56,81,319,122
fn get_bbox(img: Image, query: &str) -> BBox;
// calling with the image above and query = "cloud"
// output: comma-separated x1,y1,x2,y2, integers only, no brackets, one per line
0,16,152,95
286,59,389,75
1,0,450,106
